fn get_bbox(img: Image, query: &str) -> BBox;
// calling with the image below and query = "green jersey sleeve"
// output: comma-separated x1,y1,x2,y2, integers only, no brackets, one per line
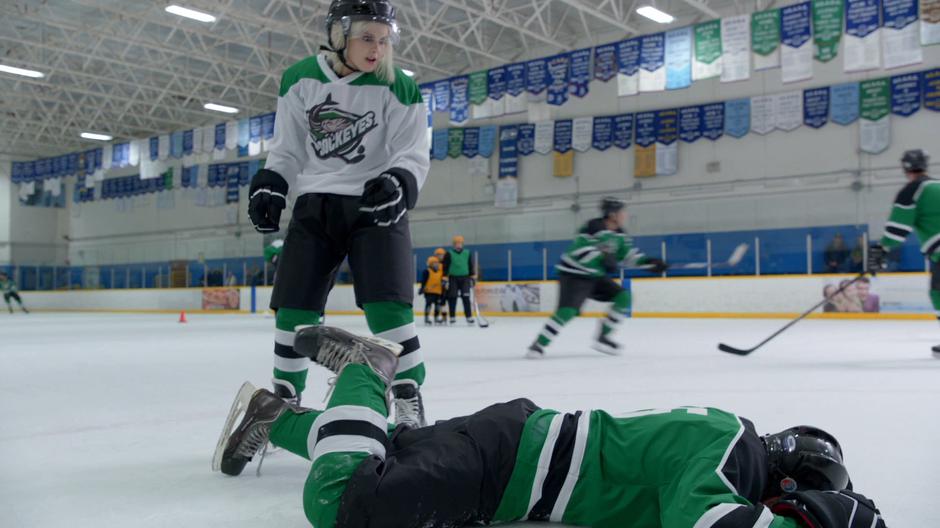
881,180,919,249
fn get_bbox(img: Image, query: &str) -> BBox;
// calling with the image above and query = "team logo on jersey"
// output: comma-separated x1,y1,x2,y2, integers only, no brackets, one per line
306,94,377,164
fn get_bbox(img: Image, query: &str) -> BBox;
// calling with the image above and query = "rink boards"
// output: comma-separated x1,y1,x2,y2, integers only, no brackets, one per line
17,272,936,319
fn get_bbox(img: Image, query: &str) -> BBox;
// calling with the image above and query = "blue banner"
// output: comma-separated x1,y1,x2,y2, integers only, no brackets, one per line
183,129,194,155
215,123,226,150
431,129,449,160
94,148,103,170
68,153,79,175
724,98,751,138
846,0,881,38
526,58,548,95
150,137,159,161
883,0,918,30
449,76,470,123
656,109,679,146
170,131,183,159
925,68,940,111
617,38,641,75
488,67,507,100
506,63,526,96
499,125,519,179
238,118,251,148
84,150,95,176
679,106,703,143
781,2,812,48
262,113,276,140
594,44,617,81
462,127,480,158
546,53,570,106
665,27,693,90
226,164,240,203
517,124,535,156
23,161,35,182
702,103,725,140
180,166,192,188
420,84,434,127
569,48,592,97
803,87,831,128
613,114,634,149
640,33,665,72
635,112,656,147
433,80,451,112
240,162,251,186
830,82,861,124
116,144,130,167
52,156,62,177
11,162,21,183
891,72,921,116
592,116,614,150
479,125,497,158
554,120,573,153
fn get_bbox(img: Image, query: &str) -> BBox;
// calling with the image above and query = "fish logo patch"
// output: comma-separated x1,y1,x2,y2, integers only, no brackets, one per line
307,94,377,164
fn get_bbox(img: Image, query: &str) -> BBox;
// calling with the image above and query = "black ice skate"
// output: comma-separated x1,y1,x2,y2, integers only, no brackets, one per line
466,317,476,325
449,317,457,325
525,342,545,359
392,380,427,428
293,326,402,386
424,315,432,325
591,334,622,356
932,344,940,359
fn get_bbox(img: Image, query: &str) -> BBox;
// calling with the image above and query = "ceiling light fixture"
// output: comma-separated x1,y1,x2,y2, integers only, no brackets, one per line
0,64,45,78
81,132,113,141
165,5,217,23
204,102,240,114
636,5,675,24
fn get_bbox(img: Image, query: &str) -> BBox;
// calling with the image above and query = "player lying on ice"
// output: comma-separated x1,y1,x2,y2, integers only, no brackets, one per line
213,326,887,528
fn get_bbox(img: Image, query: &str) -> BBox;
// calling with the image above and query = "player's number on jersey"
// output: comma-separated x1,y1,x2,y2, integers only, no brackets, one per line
615,407,709,419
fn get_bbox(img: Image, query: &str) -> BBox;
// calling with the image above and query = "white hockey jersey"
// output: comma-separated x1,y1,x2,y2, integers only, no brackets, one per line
265,54,430,200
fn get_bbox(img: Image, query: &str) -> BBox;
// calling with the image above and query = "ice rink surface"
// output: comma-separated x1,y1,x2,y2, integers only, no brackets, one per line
1,312,938,527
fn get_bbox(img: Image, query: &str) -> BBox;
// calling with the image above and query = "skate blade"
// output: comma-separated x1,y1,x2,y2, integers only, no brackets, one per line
211,381,257,472
525,349,545,359
590,343,622,356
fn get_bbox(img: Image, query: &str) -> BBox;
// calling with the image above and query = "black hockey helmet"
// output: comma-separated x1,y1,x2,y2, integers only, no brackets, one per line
600,196,626,217
901,149,929,172
763,426,849,495
325,0,399,46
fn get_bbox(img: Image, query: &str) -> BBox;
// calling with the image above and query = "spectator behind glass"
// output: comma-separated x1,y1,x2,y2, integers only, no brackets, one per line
824,232,849,273
856,277,880,313
849,234,865,272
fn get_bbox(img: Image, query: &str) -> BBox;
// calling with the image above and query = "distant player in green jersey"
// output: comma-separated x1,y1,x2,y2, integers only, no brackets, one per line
215,326,887,528
0,272,28,314
869,149,940,357
528,197,667,358
442,235,476,324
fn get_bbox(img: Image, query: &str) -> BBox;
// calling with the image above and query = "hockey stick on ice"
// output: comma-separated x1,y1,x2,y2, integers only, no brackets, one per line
717,272,869,356
633,243,750,270
470,282,490,328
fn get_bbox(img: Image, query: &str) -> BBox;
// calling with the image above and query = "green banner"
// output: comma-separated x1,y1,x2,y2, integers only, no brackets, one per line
752,8,781,56
448,128,464,158
860,78,891,121
163,167,174,190
468,71,489,105
813,0,843,62
694,20,722,64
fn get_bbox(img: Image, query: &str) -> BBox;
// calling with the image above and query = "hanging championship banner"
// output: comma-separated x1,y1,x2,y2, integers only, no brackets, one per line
804,87,831,128
237,119,250,149
202,125,215,155
721,15,751,83
498,125,519,179
655,109,678,175
845,0,882,72
447,128,464,158
102,144,113,170
569,48,592,97
781,2,813,83
592,116,614,150
546,53,571,106
479,126,497,158
85,150,95,176
640,33,666,92
751,95,776,134
693,21,722,81
225,121,239,150
469,71,489,107
534,121,554,155
594,44,617,82
433,80,451,112
883,0,923,69
635,112,656,177
665,27,693,90
814,0,844,62
249,117,262,144
190,127,203,156
553,120,573,154
572,117,593,152
679,106,703,143
774,91,804,131
262,113,275,140
924,68,940,110
752,8,782,70
613,114,634,149
486,67,507,117
725,98,751,138
462,127,480,158
526,58,548,96
150,137,159,161
432,129,449,160
924,0,940,44
702,103,725,140
860,78,891,153
159,134,171,160
831,82,862,124
517,123,536,156
616,38,641,97
891,72,922,116
214,124,225,151
420,84,434,127
449,76,470,124
505,63,528,114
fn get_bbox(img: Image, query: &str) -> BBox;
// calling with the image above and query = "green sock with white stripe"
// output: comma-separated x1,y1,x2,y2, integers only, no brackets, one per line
273,308,321,397
536,307,578,347
363,301,425,385
600,290,631,337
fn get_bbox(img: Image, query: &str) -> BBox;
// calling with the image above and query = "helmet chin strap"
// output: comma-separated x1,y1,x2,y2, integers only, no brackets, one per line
320,37,360,74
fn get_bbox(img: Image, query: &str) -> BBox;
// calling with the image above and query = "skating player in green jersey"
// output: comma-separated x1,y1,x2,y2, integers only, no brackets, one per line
215,326,886,528
870,149,940,358
0,272,28,314
528,197,667,358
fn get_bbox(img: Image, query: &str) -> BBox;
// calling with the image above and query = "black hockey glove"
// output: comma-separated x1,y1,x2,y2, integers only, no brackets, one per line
359,170,418,227
771,490,886,528
867,244,887,274
644,257,669,274
248,169,288,233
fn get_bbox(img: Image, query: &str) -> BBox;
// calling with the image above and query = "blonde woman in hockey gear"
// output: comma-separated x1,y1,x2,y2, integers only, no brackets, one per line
528,198,666,358
870,149,940,358
418,256,445,325
215,326,887,528
247,0,430,427
442,235,476,324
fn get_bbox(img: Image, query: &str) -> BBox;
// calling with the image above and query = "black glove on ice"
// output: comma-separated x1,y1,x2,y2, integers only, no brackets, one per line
771,490,887,528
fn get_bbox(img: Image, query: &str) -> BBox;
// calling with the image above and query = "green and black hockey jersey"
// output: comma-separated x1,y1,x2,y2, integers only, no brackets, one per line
556,218,647,277
881,176,940,261
0,276,17,294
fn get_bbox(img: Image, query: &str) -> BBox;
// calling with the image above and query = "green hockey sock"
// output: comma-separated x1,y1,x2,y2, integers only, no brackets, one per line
931,290,940,322
601,290,631,337
363,301,425,385
537,307,578,346
272,308,321,396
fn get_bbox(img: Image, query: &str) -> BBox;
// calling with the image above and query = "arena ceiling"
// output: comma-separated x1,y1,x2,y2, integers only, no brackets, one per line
1,0,773,159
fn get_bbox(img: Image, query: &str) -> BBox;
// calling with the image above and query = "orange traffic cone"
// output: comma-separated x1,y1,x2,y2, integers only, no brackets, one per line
178,310,188,323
